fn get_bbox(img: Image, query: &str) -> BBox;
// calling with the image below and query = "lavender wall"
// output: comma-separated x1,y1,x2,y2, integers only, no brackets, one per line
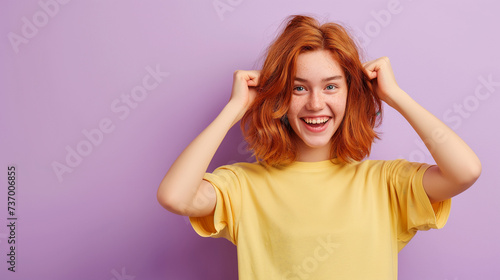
1,0,499,279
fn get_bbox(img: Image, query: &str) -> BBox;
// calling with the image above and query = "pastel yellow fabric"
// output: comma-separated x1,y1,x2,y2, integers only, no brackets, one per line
190,159,451,280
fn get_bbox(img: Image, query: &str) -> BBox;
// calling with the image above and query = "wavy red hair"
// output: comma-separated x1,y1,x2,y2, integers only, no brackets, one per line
241,15,382,165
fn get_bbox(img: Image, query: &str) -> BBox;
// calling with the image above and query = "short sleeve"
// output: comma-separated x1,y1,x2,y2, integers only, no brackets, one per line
189,165,242,245
385,159,452,251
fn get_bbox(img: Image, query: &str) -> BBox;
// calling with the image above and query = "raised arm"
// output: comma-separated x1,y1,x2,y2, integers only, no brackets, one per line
157,70,260,217
364,57,481,203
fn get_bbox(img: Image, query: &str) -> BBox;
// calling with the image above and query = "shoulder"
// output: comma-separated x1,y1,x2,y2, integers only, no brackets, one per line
355,158,413,168
212,161,270,176
356,159,432,181
345,159,416,175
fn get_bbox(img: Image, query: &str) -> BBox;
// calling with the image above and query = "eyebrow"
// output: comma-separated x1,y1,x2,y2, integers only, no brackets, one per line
294,75,343,83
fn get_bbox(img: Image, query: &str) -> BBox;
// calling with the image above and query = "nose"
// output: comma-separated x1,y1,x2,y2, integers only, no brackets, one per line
306,90,325,111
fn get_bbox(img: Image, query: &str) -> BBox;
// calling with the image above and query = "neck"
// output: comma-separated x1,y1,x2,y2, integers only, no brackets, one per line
295,142,333,162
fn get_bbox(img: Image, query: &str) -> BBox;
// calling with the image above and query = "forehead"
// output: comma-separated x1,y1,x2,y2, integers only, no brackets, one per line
295,49,343,80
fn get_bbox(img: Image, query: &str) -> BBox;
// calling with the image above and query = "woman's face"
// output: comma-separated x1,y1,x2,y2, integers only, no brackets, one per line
287,49,348,161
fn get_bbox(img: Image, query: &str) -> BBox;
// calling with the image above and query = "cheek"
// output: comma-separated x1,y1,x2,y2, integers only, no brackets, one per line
327,95,347,115
335,91,348,111
286,98,302,119
334,100,347,114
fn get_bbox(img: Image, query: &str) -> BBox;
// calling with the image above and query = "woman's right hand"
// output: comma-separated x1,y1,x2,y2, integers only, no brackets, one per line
228,70,260,120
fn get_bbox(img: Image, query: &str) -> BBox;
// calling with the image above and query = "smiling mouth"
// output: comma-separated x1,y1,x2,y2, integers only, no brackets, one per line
301,117,331,129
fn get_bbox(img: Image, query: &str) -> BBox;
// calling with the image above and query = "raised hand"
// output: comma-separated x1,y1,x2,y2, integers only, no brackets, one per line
364,57,481,204
229,70,260,121
363,57,401,108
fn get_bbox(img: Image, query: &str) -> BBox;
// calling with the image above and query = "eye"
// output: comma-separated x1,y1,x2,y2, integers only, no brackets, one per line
326,84,337,90
293,86,306,92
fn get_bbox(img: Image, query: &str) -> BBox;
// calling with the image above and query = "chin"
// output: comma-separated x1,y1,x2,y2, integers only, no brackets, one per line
302,138,332,149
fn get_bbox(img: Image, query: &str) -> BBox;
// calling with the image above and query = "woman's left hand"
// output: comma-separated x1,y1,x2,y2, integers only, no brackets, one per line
363,57,403,108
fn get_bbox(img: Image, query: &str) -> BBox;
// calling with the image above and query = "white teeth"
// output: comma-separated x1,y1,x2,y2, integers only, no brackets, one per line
303,117,329,124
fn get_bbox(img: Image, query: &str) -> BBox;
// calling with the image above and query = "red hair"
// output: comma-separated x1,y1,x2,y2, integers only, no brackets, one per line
241,15,382,165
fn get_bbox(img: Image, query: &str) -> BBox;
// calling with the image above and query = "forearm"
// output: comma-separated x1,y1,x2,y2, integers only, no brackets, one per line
157,101,242,209
389,89,481,187
363,57,480,202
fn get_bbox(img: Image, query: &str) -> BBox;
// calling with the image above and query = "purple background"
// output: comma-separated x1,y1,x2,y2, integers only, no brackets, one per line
1,0,499,279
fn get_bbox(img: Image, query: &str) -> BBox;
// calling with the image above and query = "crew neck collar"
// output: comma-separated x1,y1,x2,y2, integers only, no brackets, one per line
283,158,341,170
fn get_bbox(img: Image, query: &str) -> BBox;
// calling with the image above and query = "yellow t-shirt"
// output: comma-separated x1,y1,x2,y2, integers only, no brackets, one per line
189,158,451,279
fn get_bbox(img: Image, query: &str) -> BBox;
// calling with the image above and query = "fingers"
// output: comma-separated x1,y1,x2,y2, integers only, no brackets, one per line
365,69,377,80
363,63,378,80
363,57,391,70
363,57,391,80
234,70,261,87
247,70,260,87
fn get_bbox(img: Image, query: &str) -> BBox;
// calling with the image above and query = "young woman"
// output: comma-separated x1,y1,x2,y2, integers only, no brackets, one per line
157,15,481,279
